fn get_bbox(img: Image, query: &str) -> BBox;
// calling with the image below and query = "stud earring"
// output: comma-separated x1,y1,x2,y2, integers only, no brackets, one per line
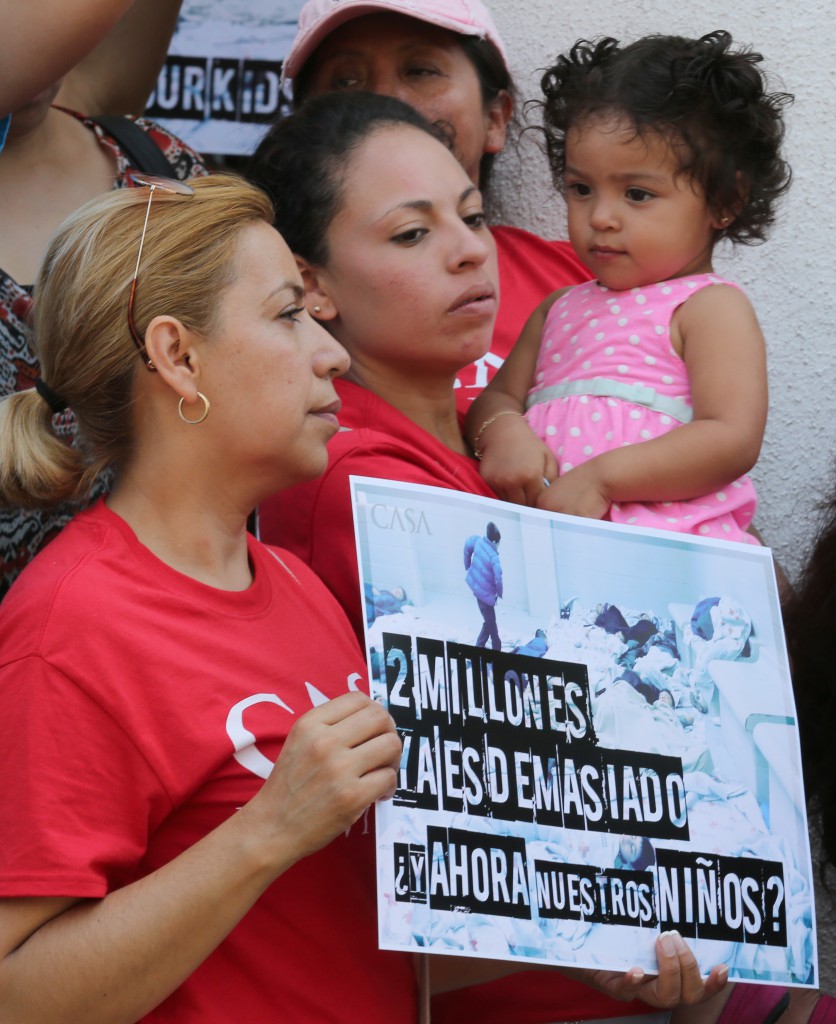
313,305,322,314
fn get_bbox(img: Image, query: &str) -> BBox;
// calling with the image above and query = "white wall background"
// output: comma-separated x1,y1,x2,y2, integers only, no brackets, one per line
487,0,836,989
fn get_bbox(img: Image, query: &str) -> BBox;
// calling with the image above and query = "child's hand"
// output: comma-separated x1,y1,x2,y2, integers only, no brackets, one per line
536,461,611,520
477,414,558,507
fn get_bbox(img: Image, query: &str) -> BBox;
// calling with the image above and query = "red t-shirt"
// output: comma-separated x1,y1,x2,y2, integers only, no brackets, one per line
260,378,495,642
432,972,650,1024
260,382,648,1023
0,501,417,1022
452,226,590,413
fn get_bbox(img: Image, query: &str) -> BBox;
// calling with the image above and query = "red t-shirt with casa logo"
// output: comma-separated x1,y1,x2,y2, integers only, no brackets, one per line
259,377,496,644
0,500,417,1022
452,226,591,413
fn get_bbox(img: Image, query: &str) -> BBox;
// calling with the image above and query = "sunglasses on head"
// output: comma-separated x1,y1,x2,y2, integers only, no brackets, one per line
126,172,195,370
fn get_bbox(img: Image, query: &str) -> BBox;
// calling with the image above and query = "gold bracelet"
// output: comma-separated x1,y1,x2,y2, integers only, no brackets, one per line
472,410,524,460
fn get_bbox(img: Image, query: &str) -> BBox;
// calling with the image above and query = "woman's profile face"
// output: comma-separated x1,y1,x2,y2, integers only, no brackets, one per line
300,13,509,184
200,220,349,493
314,124,498,381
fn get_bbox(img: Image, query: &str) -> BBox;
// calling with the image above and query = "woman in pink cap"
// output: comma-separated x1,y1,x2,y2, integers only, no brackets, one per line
281,0,592,414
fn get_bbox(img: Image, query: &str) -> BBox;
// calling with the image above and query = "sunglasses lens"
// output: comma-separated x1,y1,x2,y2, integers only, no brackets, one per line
127,171,195,196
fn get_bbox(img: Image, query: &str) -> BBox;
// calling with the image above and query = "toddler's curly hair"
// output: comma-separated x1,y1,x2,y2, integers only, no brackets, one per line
538,31,793,244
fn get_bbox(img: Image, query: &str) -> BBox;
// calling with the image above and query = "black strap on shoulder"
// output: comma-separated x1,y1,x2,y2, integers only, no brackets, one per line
91,115,176,177
763,991,790,1024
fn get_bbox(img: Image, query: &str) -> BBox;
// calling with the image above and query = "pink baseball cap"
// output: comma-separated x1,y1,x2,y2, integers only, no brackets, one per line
282,0,509,81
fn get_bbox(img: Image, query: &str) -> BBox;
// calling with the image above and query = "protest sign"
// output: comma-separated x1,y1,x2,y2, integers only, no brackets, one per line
145,1,304,155
350,477,817,984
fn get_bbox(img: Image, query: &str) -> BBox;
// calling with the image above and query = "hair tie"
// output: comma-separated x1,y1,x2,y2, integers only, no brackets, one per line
35,378,69,415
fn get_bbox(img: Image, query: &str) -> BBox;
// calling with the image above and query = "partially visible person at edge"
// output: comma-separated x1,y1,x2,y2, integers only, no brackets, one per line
0,0,182,116
785,467,836,875
280,0,592,414
0,0,205,599
247,88,728,1024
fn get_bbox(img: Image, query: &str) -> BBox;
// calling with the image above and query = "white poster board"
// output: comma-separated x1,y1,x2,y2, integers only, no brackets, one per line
350,476,817,986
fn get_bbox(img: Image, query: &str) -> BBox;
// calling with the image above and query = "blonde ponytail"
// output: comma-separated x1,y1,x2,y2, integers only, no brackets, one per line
0,390,85,507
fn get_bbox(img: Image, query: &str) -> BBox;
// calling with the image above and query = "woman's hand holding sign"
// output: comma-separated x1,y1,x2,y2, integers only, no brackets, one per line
564,929,729,1007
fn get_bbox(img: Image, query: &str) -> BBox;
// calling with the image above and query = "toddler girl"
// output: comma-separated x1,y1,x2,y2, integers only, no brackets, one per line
468,31,791,543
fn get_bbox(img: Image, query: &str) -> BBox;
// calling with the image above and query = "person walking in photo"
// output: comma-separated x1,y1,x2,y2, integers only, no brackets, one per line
463,521,503,649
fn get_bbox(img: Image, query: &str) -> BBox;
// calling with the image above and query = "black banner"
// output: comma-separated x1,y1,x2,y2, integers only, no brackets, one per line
385,632,689,840
147,56,290,123
393,830,787,943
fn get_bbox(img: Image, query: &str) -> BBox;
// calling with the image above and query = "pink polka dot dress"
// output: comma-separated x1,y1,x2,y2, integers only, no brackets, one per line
525,274,758,544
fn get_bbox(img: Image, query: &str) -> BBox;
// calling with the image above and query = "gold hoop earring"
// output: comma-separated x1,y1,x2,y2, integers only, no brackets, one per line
178,392,210,425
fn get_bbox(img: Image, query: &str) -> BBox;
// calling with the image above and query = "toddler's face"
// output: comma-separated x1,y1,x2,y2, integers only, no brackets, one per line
563,115,722,290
